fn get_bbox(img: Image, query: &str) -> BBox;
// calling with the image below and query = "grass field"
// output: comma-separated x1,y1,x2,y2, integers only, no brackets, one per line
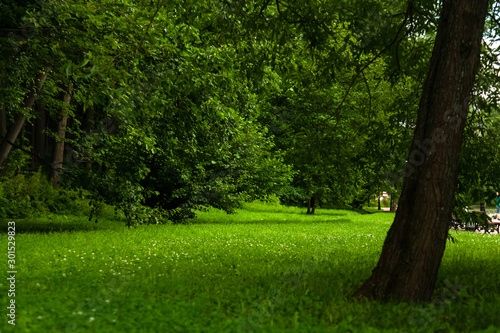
1,202,500,332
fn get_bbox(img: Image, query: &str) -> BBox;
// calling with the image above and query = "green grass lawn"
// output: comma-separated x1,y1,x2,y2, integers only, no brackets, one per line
1,202,500,332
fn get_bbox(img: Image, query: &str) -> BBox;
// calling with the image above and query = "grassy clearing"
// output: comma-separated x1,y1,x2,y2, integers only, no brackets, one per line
1,202,500,332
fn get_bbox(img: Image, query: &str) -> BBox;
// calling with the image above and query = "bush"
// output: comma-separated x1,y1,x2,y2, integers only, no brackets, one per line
0,170,81,218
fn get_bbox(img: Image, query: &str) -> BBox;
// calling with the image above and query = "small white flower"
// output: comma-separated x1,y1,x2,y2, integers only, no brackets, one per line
89,316,95,322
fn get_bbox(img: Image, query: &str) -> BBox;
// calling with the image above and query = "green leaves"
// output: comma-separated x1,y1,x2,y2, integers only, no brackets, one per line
4,0,498,223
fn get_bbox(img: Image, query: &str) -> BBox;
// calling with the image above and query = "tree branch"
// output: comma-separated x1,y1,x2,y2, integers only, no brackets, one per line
362,71,373,121
0,134,55,171
324,0,414,123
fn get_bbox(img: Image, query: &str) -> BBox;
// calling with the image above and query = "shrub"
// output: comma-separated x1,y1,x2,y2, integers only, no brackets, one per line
0,169,81,218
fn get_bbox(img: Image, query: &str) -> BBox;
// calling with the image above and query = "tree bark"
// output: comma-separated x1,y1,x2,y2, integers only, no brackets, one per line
353,0,488,303
0,69,49,166
50,85,73,187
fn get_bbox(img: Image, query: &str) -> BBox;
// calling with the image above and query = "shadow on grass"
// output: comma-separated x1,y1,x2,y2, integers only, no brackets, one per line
0,218,125,234
241,207,351,217
281,218,353,225
196,216,355,225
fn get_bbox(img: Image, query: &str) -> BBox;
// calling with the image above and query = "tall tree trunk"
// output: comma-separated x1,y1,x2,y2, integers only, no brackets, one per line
50,85,73,187
0,69,49,166
31,101,47,169
353,0,488,303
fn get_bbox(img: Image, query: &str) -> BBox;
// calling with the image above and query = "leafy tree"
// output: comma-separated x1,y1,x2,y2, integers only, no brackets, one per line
0,0,294,224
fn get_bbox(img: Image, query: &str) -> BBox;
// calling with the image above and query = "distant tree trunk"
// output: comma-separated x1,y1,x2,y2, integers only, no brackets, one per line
0,114,28,166
50,85,73,187
0,104,6,138
0,69,49,166
353,0,488,302
389,197,396,213
0,69,6,138
0,103,10,177
389,185,398,212
80,105,95,169
307,195,316,214
31,102,47,169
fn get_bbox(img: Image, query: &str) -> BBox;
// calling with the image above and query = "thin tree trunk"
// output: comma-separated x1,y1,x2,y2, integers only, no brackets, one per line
0,69,49,166
389,197,396,213
353,0,488,303
0,114,28,166
0,104,6,177
50,85,73,187
81,105,95,169
307,195,316,214
0,68,6,138
0,104,6,138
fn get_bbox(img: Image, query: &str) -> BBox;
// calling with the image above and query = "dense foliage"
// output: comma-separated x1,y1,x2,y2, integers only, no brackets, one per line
1,0,500,224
